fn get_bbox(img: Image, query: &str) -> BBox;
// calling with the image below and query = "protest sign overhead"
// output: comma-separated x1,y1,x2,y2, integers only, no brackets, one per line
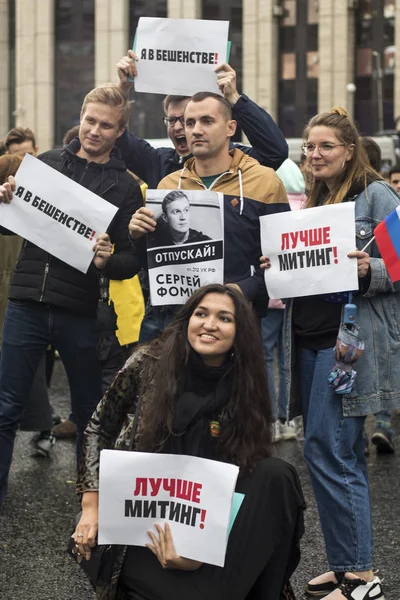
134,17,229,95
146,189,224,305
98,450,240,567
260,203,359,299
0,154,118,273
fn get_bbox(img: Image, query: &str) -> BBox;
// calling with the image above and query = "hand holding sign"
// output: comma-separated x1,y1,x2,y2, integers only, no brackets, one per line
259,255,271,270
92,233,113,269
146,523,203,571
117,50,139,93
347,250,370,278
129,206,156,239
215,63,240,105
0,176,16,204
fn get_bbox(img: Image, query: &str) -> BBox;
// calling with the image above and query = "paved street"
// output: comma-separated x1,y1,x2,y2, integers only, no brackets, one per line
0,359,399,600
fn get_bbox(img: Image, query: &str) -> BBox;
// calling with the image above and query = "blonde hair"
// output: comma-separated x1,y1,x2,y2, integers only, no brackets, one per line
303,106,382,207
80,83,130,129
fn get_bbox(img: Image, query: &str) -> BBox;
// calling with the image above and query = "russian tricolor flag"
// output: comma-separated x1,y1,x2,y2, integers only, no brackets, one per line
374,205,400,282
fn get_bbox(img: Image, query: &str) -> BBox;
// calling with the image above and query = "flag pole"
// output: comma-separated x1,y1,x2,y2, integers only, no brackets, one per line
361,236,375,253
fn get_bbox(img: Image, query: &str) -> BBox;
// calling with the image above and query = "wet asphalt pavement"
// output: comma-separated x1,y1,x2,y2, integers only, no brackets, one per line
0,359,399,600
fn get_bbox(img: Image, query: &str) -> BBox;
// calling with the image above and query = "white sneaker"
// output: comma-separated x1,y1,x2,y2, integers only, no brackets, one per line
279,420,297,440
294,416,305,442
324,574,384,600
273,421,281,443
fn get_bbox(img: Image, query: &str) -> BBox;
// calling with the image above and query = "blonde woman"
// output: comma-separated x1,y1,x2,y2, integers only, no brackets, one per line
262,107,400,600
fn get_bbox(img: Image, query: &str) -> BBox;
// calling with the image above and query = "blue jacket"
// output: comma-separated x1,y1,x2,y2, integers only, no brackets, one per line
116,94,288,188
285,181,400,418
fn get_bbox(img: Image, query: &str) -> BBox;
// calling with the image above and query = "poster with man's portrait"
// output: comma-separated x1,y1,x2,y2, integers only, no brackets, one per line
146,189,224,305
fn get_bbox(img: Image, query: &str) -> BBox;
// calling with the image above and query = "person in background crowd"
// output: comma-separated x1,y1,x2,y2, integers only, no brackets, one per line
129,91,289,342
4,127,38,157
0,83,143,508
262,107,399,600
1,130,56,456
63,125,80,146
0,141,6,157
73,284,305,600
361,136,396,454
261,158,306,443
0,154,52,458
388,164,400,195
360,137,381,173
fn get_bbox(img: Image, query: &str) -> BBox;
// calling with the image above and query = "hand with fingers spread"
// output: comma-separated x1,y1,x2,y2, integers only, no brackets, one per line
0,176,16,204
348,250,370,278
146,523,203,571
259,255,271,270
117,50,139,95
92,233,113,270
129,206,157,240
72,493,99,563
215,63,240,106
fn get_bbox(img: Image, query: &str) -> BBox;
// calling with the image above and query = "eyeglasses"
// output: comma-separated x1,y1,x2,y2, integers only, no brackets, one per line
163,116,185,127
301,143,346,156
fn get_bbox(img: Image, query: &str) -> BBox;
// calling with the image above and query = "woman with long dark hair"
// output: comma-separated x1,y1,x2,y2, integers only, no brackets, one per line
262,107,400,600
73,284,305,600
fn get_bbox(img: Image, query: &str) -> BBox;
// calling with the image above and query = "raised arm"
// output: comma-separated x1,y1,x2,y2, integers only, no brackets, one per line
216,63,288,170
115,51,168,185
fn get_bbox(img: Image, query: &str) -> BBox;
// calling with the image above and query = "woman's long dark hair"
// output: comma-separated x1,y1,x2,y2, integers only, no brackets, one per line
137,284,273,472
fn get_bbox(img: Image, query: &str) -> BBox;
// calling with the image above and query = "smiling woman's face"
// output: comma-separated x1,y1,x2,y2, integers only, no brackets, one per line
306,125,354,189
187,293,236,367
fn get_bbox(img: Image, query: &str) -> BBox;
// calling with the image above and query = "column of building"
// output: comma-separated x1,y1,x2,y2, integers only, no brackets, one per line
94,0,129,86
14,0,54,151
395,3,400,124
0,0,9,138
242,0,278,123
167,0,201,19
318,0,355,115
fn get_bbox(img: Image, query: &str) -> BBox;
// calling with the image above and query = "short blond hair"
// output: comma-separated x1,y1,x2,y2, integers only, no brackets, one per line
80,83,130,129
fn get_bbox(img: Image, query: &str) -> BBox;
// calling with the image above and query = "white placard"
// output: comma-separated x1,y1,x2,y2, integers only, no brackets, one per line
0,154,118,273
98,450,239,567
134,17,229,95
260,203,359,299
146,189,224,305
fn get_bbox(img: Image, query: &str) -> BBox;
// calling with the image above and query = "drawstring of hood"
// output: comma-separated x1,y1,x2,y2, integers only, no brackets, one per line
177,165,186,189
177,162,244,215
238,168,244,215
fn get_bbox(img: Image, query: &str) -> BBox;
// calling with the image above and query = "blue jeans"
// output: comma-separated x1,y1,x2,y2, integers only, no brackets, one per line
261,310,287,421
299,347,372,571
0,300,103,505
139,305,178,343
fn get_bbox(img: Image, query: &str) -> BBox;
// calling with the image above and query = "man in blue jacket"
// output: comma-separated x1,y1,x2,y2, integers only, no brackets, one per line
115,52,288,341
115,51,288,187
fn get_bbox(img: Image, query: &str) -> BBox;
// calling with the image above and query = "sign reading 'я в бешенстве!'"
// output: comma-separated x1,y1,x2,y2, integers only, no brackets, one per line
134,17,229,95
0,154,118,273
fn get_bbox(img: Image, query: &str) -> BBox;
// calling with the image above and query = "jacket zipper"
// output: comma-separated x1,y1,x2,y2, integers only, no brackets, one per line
39,257,51,302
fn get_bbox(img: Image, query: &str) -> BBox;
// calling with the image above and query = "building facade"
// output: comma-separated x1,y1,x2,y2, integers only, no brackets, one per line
1,0,399,151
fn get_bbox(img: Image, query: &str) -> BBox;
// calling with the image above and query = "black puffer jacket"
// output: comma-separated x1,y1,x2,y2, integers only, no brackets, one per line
7,140,143,316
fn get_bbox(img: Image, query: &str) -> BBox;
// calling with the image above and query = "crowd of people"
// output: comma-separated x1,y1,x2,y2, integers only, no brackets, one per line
0,48,399,600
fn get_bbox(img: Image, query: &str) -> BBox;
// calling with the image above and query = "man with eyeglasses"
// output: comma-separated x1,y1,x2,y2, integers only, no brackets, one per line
115,50,288,188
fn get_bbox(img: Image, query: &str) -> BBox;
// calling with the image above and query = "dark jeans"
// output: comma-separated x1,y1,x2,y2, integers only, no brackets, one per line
20,354,53,432
0,300,102,505
138,305,178,343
